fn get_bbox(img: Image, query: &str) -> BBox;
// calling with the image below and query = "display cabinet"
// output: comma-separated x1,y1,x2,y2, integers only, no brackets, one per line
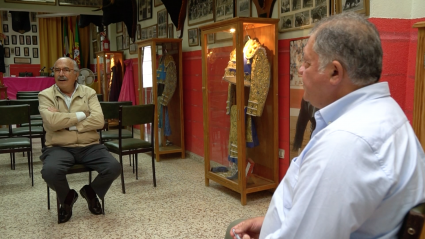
413,21,425,148
95,51,124,101
137,39,185,161
200,18,279,205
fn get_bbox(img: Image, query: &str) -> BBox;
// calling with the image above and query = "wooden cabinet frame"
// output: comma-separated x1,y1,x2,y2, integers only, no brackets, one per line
95,51,124,101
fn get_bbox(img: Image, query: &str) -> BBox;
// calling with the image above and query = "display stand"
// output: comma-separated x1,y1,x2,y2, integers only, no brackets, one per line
95,51,124,101
137,39,185,161
200,18,279,205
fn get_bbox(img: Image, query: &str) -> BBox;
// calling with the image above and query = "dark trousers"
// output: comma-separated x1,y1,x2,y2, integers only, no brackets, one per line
40,144,121,204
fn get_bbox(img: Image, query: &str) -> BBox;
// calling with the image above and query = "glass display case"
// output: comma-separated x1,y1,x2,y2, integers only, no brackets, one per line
200,18,279,205
95,51,124,101
137,39,185,161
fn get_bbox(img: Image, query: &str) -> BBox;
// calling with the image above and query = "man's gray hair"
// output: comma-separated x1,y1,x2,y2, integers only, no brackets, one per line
310,12,382,86
55,57,80,75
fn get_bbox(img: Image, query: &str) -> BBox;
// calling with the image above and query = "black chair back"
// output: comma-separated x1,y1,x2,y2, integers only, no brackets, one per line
17,91,40,95
0,105,31,125
97,94,104,102
120,104,155,127
100,101,132,120
17,95,39,100
9,99,40,116
0,99,8,106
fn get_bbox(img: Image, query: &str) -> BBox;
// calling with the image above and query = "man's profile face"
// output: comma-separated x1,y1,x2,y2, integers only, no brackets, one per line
54,58,78,92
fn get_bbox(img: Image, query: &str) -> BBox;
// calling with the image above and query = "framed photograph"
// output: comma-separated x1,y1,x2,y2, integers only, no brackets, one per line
3,24,9,33
188,28,199,47
188,0,214,26
216,0,234,22
116,35,123,50
4,47,10,58
31,25,37,33
122,25,130,49
91,24,98,40
2,11,8,21
337,0,369,16
207,33,215,44
279,0,332,33
154,0,163,7
138,0,153,21
5,0,55,6
30,12,36,22
33,48,39,58
92,41,98,55
26,36,31,45
236,0,251,17
14,57,31,64
4,35,9,45
146,24,157,38
168,23,173,38
157,9,168,38
32,36,38,45
116,22,123,34
137,24,142,40
23,47,29,56
58,0,102,7
19,35,24,45
215,32,233,42
11,35,17,45
129,43,137,54
15,47,20,56
141,27,147,40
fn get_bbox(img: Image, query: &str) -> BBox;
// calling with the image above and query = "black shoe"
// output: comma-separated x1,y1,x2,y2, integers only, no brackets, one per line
80,185,102,215
59,189,78,224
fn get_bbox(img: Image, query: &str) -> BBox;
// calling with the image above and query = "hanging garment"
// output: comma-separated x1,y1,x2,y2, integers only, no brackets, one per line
118,59,136,105
158,100,172,137
10,11,31,34
156,54,177,106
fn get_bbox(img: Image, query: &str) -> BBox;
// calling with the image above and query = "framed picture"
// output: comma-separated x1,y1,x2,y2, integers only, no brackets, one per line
141,27,147,40
4,47,10,58
168,23,173,38
92,41,98,55
33,48,39,58
23,47,29,56
14,57,31,64
146,24,158,38
157,9,168,38
236,0,251,17
216,0,234,22
116,22,123,34
337,0,369,16
5,0,55,6
278,0,332,33
154,0,163,7
138,0,153,21
32,36,38,45
2,11,8,21
116,35,123,50
26,36,31,45
30,12,36,22
58,0,102,7
11,35,17,45
129,43,137,54
15,47,20,56
19,35,24,45
91,24,97,40
4,35,9,45
122,25,130,49
207,33,215,44
188,28,199,47
137,24,142,40
188,0,214,26
3,24,9,33
31,25,37,33
215,31,233,42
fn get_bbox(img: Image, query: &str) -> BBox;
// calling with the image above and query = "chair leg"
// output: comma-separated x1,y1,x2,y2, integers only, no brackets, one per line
56,193,60,224
136,153,138,180
12,153,15,170
152,149,156,187
31,151,33,186
129,155,131,166
89,171,92,184
119,154,125,194
27,150,31,177
47,186,50,210
132,154,135,174
102,198,105,215
10,153,12,169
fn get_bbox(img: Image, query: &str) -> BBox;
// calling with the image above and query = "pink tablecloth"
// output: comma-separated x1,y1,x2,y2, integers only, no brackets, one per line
3,77,55,99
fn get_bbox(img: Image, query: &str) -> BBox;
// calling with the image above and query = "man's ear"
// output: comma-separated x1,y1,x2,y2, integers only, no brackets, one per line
329,60,344,85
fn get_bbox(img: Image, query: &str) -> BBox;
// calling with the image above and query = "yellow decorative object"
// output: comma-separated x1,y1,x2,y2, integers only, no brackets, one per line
159,55,177,106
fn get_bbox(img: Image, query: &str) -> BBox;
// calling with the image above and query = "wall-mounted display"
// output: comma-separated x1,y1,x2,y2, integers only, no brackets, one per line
157,9,168,38
26,36,31,45
2,11,8,21
188,28,199,47
188,0,214,26
14,57,31,64
122,25,130,49
91,24,98,40
129,43,137,54
95,51,124,101
116,35,123,50
145,24,157,39
19,35,24,45
32,25,37,33
33,48,39,58
141,28,147,40
30,12,36,22
92,41,98,56
4,47,10,58
138,0,153,21
336,0,369,16
5,0,55,5
154,0,163,7
168,23,173,38
11,35,17,45
279,0,332,33
24,47,29,56
116,22,123,33
236,0,251,17
207,33,214,44
58,0,101,7
3,24,9,33
15,47,20,56
216,0,234,22
32,36,37,45
4,35,9,45
137,24,141,40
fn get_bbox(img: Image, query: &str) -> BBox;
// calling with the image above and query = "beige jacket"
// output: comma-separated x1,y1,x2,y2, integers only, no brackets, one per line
39,84,104,147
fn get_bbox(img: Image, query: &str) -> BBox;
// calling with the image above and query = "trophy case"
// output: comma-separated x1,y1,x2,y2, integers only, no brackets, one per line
200,18,279,205
95,51,124,101
137,39,185,161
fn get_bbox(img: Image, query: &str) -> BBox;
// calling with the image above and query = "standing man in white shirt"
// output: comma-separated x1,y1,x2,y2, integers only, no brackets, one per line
228,12,425,239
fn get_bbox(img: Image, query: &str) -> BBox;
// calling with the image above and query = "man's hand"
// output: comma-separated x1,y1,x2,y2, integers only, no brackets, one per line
231,217,264,239
48,107,59,112
84,110,90,118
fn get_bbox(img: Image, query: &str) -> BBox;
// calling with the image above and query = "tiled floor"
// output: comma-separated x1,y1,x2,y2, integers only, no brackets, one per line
0,139,272,238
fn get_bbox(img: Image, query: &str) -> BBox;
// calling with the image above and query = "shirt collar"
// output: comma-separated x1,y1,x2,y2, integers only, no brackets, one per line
55,82,79,98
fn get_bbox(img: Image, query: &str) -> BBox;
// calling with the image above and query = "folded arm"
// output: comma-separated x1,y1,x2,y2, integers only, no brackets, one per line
39,94,80,132
75,92,104,132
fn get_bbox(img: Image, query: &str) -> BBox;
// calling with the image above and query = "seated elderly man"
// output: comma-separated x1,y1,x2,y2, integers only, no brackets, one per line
39,57,121,223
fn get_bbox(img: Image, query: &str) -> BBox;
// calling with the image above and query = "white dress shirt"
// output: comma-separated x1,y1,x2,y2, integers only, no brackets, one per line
55,83,86,130
260,82,425,239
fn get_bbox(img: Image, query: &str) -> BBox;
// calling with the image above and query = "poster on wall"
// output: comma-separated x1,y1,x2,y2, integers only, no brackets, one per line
138,0,153,21
215,0,234,22
157,9,168,38
336,0,369,16
279,0,332,33
188,0,214,26
236,0,251,17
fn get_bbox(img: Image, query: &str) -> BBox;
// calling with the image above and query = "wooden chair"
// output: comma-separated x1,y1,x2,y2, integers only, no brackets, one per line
104,104,156,194
47,164,105,224
399,203,425,239
0,105,34,186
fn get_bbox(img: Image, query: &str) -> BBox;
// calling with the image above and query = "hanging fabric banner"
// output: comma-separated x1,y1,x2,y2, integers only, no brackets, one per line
63,17,69,57
73,18,81,68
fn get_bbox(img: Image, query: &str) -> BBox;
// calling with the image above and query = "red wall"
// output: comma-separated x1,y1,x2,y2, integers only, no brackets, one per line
10,64,41,76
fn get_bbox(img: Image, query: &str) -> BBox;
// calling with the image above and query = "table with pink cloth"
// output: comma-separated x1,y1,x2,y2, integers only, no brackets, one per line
2,77,55,99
